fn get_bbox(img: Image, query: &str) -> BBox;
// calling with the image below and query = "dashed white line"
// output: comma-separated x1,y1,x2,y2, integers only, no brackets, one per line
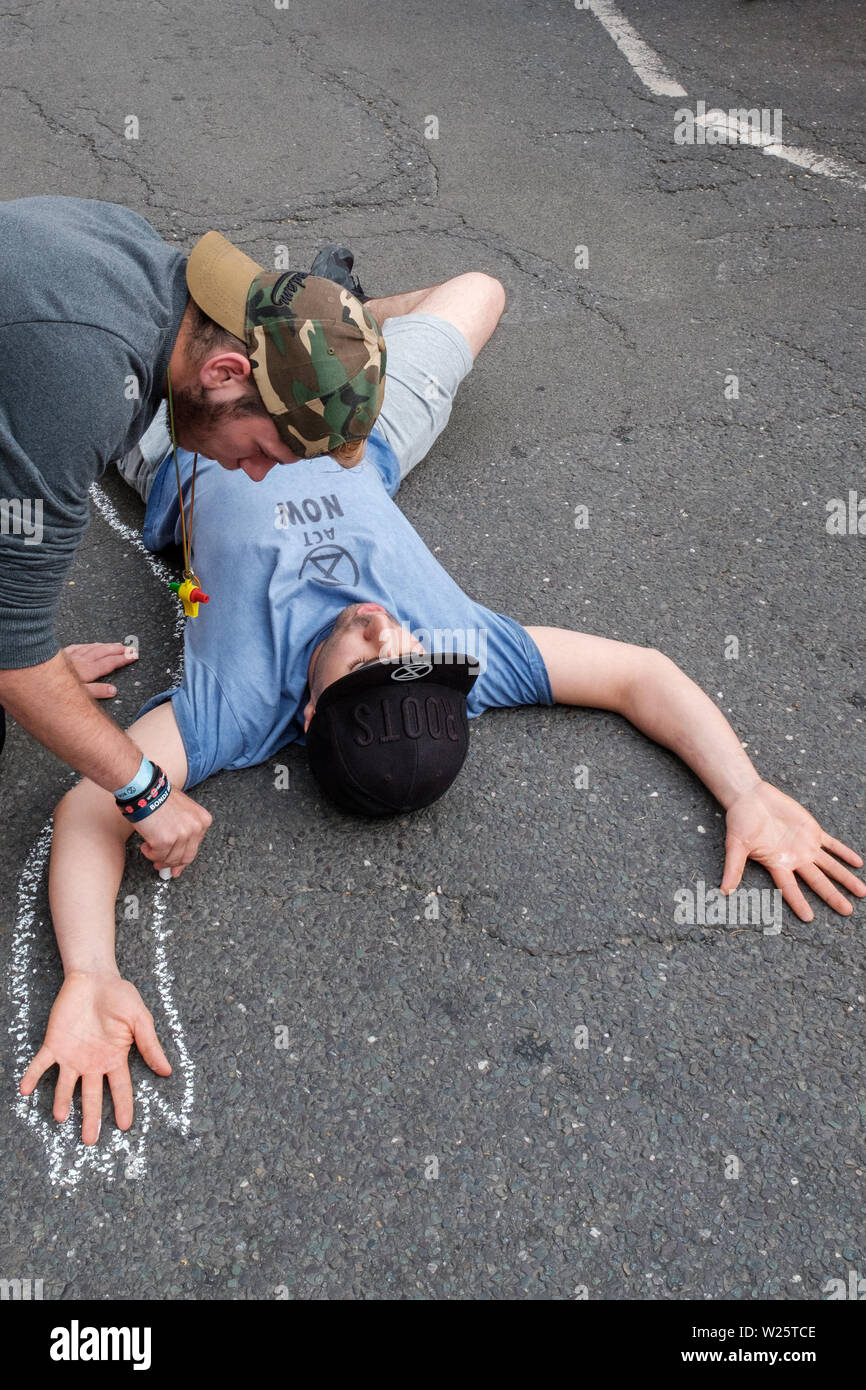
584,0,687,98
582,2,865,194
696,110,866,193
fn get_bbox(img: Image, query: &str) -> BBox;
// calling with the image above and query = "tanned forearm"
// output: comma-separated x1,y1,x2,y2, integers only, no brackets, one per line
48,779,133,976
619,650,762,809
0,650,142,792
526,628,762,811
24,769,172,1146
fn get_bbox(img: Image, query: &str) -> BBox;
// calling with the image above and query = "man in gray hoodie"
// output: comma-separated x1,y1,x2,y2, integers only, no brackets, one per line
0,195,504,872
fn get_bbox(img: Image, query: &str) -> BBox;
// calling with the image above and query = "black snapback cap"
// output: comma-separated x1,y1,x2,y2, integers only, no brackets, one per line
306,652,480,816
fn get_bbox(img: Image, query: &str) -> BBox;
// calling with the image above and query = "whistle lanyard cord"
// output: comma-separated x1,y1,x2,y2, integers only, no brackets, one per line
165,366,198,578
186,453,198,569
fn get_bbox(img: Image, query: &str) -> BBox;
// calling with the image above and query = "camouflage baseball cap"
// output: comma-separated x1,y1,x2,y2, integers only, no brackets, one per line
185,230,386,457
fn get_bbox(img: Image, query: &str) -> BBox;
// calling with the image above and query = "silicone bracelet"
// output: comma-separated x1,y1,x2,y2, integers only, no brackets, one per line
113,754,154,801
116,764,171,822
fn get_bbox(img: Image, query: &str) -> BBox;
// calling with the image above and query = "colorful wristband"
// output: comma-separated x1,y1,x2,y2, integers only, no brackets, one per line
113,754,154,801
115,763,171,822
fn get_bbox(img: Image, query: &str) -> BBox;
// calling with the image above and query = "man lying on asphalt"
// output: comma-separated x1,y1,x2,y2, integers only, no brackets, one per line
0,194,498,871
20,306,865,1145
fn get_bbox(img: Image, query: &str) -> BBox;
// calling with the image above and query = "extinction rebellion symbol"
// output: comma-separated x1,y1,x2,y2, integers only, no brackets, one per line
299,545,360,587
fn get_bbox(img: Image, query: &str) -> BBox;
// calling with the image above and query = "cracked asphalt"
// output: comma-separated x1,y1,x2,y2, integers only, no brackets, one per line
0,0,864,1302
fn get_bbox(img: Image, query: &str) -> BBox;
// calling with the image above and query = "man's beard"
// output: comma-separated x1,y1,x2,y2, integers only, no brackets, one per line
168,383,264,451
167,384,228,451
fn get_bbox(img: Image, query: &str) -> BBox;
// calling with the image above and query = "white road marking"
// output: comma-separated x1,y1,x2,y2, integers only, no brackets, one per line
696,110,866,192
583,3,865,194
8,480,194,1187
585,0,687,98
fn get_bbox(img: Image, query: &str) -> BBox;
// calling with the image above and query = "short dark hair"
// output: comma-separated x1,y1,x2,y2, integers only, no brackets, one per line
180,298,269,426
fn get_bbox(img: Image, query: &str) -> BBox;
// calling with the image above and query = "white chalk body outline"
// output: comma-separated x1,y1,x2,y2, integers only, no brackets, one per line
7,481,195,1188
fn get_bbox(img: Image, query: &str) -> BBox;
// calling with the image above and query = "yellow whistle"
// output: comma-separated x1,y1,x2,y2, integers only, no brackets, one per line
169,577,210,618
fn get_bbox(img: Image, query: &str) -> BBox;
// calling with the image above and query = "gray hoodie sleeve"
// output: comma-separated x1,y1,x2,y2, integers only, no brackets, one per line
0,319,146,669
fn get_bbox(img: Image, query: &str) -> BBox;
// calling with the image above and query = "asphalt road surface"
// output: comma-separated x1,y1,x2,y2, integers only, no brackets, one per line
0,0,864,1302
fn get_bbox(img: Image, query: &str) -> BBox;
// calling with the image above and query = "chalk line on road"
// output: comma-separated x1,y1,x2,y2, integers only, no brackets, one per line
7,480,194,1188
10,840,196,1189
584,0,687,98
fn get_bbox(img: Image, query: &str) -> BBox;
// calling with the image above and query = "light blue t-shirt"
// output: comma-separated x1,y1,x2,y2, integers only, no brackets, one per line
137,427,553,789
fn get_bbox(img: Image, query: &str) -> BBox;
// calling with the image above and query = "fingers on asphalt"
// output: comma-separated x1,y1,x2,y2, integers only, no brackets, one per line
821,834,863,867
80,1073,104,1146
20,1045,55,1094
816,849,866,897
108,1068,135,1131
53,1064,78,1122
771,869,814,922
135,1014,172,1075
798,863,853,916
721,841,748,892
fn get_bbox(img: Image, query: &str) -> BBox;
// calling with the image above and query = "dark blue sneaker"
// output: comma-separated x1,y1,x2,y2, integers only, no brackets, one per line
309,244,370,302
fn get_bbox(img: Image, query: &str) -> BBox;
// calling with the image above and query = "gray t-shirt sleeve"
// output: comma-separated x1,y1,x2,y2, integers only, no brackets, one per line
0,320,146,668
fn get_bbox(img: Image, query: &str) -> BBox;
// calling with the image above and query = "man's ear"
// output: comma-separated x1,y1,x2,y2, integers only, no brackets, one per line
303,697,316,733
197,351,251,391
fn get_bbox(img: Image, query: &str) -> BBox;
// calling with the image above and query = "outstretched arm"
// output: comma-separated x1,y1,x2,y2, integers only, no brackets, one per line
525,627,865,921
19,700,197,1145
